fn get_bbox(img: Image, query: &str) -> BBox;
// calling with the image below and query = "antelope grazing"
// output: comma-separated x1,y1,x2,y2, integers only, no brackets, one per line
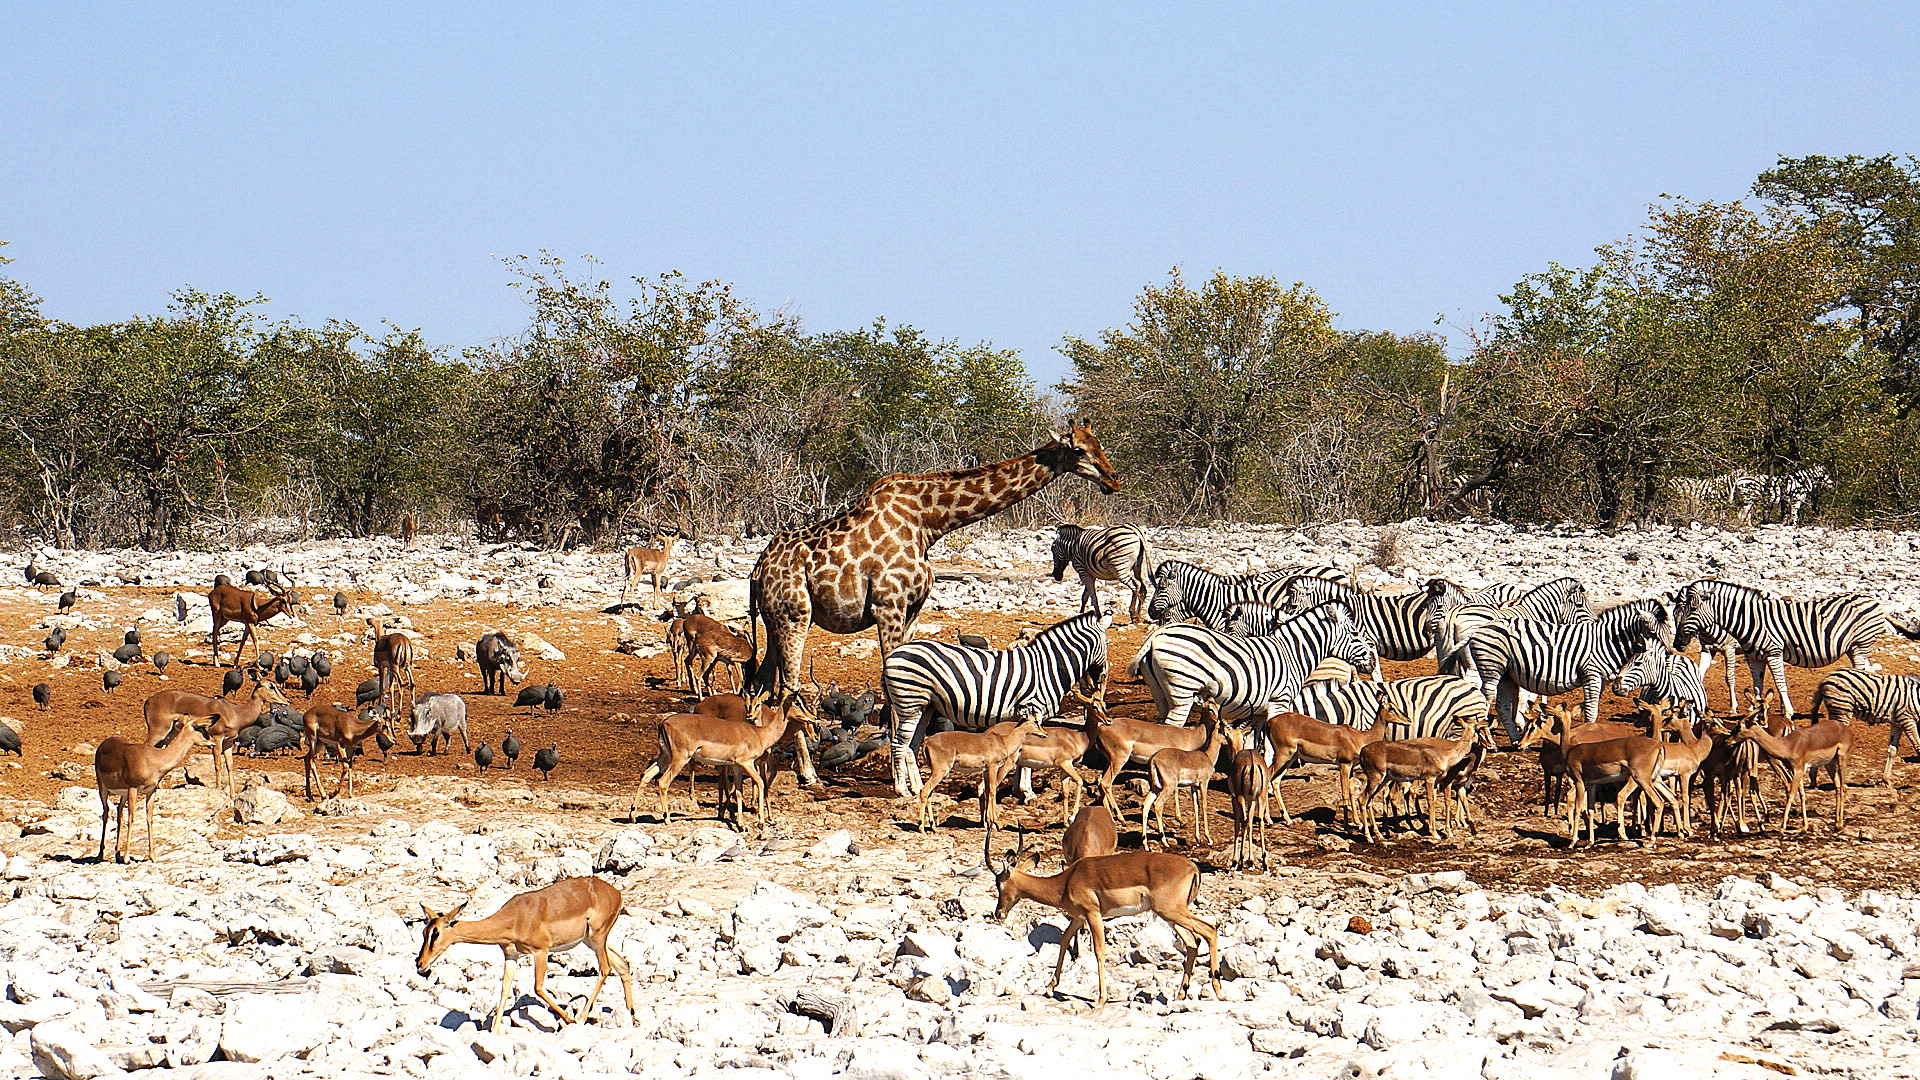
1227,749,1271,870
208,574,297,668
1062,800,1119,864
917,716,1045,833
1263,708,1385,826
1140,719,1237,848
1730,711,1854,834
1355,705,1487,842
1083,700,1214,812
417,877,636,1031
993,850,1222,1007
96,718,213,862
1640,700,1712,836
635,692,816,824
142,676,289,800
368,619,417,718
302,703,387,800
690,621,752,697
621,533,677,602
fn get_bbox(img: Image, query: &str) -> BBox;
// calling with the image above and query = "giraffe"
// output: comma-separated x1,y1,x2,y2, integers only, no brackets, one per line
748,421,1120,787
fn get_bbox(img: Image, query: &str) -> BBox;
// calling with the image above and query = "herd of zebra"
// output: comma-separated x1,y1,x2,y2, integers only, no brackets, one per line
1664,465,1833,527
876,522,1920,840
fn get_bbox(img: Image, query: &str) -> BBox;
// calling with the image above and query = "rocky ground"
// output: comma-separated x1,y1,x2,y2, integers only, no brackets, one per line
6,518,1920,1079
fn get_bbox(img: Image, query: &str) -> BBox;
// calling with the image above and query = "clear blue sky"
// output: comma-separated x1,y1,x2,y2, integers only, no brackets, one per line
5,3,1916,387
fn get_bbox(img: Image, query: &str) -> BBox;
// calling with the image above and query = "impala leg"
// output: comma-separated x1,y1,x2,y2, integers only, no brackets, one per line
530,950,575,1023
493,958,515,1030
1087,913,1111,1008
1166,910,1222,1000
1050,915,1087,994
144,788,157,861
96,788,111,863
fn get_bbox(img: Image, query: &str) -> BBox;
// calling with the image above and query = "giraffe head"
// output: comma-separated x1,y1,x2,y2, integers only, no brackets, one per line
1037,420,1120,494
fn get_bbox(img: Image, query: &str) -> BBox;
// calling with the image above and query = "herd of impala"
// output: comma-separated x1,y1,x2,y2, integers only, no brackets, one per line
44,520,1907,1019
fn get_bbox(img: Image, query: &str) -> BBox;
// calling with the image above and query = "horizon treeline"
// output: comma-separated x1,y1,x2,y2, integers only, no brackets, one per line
4,154,1918,551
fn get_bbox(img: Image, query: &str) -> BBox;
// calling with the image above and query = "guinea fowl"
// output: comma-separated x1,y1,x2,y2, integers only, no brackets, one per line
311,652,332,678
58,590,75,612
274,659,291,684
152,651,170,674
354,679,382,707
27,561,60,587
124,627,141,647
32,683,50,709
374,726,395,761
474,743,494,772
43,628,65,653
533,743,558,781
254,650,277,674
0,719,19,756
333,592,350,616
222,669,245,696
544,685,564,712
513,684,550,710
299,666,320,697
102,670,121,693
287,654,308,676
112,643,141,664
254,724,300,756
501,730,521,769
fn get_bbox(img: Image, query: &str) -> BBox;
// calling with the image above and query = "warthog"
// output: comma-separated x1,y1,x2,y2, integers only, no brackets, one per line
476,632,526,696
408,692,469,756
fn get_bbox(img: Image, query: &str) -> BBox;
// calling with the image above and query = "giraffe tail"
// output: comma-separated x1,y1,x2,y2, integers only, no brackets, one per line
743,576,764,695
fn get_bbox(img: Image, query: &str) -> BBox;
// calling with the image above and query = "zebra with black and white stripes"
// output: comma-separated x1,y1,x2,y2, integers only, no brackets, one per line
883,611,1111,797
1292,675,1488,739
1463,598,1672,739
1672,579,1920,721
1129,601,1379,725
1145,561,1345,629
1431,576,1594,674
1609,635,1710,717
1811,668,1920,785
1050,524,1154,622
1277,577,1438,674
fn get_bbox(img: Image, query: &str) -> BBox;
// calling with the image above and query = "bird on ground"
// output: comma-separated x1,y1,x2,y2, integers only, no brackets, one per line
274,659,291,684
102,671,121,693
124,627,141,647
501,730,521,769
287,654,308,677
254,650,276,673
222,669,245,696
32,683,50,710
57,590,75,613
245,569,267,586
43,628,65,653
112,643,141,664
474,743,494,772
311,652,332,678
254,725,300,756
354,679,382,707
957,633,991,648
299,667,320,697
544,685,564,712
0,720,19,756
513,684,549,710
533,744,558,781
28,564,60,588
152,651,170,674
333,592,350,616
375,727,395,761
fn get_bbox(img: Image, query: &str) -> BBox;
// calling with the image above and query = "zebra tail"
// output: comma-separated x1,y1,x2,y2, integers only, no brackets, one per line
1890,612,1920,641
1131,536,1154,591
1127,625,1164,680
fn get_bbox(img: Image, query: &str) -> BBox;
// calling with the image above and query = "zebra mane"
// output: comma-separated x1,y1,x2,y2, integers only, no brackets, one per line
1690,579,1779,602
1519,576,1583,598
1030,609,1108,644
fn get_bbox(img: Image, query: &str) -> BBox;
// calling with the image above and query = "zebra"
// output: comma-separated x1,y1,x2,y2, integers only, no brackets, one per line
1609,636,1709,717
883,611,1111,797
1672,579,1920,721
1743,466,1832,526
1277,577,1439,674
1810,668,1920,785
1431,576,1594,674
1145,561,1344,629
1665,472,1751,519
1050,524,1153,623
1292,675,1489,739
1128,601,1379,726
1463,598,1672,740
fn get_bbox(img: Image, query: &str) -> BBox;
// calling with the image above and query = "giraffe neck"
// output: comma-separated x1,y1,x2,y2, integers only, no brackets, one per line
899,453,1057,546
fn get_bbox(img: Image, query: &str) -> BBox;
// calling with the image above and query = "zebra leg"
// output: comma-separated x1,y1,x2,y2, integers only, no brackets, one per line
1581,674,1603,726
888,704,927,798
1495,679,1523,747
1767,655,1796,720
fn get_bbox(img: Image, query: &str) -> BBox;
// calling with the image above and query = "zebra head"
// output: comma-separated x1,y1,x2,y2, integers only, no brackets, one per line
1611,636,1664,699
1049,525,1079,582
1223,601,1278,637
1318,602,1379,676
1554,580,1596,623
1670,583,1715,652
1279,575,1336,616
1147,563,1184,624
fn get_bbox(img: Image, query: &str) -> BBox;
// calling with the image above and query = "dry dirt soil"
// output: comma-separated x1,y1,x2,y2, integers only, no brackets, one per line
6,584,1920,902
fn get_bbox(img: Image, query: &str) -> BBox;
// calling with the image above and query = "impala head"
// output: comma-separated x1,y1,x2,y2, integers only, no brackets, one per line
990,844,1040,921
1038,419,1120,494
415,900,471,975
1376,700,1414,734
